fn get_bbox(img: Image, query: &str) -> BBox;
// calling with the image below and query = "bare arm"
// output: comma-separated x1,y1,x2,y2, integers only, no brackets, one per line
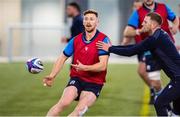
43,54,68,87
123,25,144,38
49,54,68,78
71,55,109,72
121,37,132,45
123,26,137,37
171,17,179,35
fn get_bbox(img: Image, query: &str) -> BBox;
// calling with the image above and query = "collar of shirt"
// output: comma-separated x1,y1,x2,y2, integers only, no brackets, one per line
83,30,99,44
142,2,157,12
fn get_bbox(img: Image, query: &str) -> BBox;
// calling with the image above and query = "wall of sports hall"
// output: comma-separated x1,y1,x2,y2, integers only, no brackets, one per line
0,0,179,62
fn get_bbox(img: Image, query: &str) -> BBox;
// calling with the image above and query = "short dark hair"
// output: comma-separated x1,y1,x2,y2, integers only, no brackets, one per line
68,2,81,12
146,12,163,25
83,9,98,17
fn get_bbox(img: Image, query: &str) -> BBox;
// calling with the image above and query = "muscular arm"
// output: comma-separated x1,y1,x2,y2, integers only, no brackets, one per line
171,17,179,34
124,10,141,38
123,26,137,37
166,5,179,34
85,55,109,72
43,53,69,87
172,17,179,28
51,38,75,78
49,54,68,78
121,36,133,45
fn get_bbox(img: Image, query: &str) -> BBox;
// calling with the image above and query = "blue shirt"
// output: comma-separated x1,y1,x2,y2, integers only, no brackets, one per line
63,30,110,57
109,28,180,81
128,3,176,29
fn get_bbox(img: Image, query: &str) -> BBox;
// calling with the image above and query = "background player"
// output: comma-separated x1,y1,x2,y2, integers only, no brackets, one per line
97,12,180,116
43,9,110,116
61,2,84,43
121,0,179,104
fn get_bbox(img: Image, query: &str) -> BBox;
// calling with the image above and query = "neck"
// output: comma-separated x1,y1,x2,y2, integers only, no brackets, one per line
151,26,160,35
144,2,155,10
73,12,80,18
85,29,97,41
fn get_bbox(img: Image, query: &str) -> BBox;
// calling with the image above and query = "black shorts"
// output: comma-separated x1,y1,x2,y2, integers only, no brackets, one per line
137,51,161,72
66,77,103,101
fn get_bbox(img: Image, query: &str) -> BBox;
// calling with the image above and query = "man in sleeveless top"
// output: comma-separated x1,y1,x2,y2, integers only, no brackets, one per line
43,9,111,116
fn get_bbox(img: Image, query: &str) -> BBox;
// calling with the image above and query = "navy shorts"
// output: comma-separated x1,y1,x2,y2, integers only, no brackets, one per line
173,97,180,115
138,51,161,72
155,80,180,115
66,77,103,101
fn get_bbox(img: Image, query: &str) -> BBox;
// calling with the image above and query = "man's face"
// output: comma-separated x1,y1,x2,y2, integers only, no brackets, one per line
142,16,152,32
83,13,98,33
143,0,154,7
66,6,76,17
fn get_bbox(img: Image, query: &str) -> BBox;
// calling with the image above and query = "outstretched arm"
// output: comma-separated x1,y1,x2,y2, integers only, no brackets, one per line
43,54,68,87
43,38,74,87
97,36,156,57
49,54,68,78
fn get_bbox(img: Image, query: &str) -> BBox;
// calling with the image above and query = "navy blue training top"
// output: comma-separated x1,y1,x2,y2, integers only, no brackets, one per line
109,28,180,81
70,14,84,38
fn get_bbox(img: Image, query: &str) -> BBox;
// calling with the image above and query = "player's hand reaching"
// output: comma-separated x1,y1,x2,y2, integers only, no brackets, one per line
71,60,87,71
96,41,111,52
43,76,54,87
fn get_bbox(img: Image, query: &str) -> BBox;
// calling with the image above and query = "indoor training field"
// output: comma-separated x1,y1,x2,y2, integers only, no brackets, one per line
0,63,169,116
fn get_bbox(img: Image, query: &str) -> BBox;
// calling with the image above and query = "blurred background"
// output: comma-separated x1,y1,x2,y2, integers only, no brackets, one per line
0,0,180,116
0,0,179,62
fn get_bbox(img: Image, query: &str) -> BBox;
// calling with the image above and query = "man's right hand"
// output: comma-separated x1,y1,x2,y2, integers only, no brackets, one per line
43,76,55,87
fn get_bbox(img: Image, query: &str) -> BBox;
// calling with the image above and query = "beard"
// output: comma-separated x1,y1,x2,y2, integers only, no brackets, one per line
86,29,95,33
85,26,95,33
144,1,154,7
67,14,73,18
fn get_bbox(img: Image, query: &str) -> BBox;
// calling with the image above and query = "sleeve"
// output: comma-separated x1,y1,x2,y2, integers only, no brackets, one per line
108,36,157,57
63,38,74,57
127,10,139,29
165,5,176,22
98,37,111,56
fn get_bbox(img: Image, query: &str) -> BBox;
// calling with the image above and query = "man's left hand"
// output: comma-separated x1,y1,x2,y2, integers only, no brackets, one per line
96,41,111,52
71,60,87,71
